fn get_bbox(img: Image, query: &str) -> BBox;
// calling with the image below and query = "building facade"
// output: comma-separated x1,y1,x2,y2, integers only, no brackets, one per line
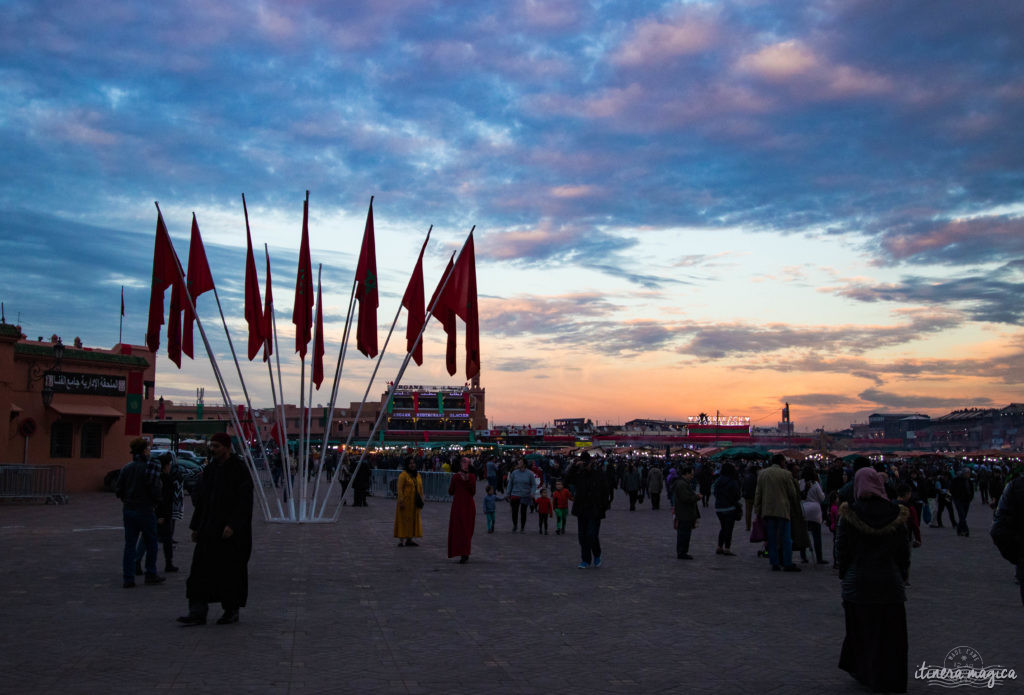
1,323,156,492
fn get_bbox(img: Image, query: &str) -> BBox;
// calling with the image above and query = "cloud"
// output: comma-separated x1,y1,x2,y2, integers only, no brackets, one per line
876,214,1024,265
677,309,961,359
858,388,994,410
782,393,862,408
735,39,893,99
830,265,1024,325
612,10,719,67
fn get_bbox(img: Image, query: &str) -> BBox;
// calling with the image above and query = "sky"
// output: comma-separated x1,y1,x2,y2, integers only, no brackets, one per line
1,0,1022,431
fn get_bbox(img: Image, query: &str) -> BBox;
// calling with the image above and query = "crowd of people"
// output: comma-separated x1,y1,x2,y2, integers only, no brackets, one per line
116,437,1023,693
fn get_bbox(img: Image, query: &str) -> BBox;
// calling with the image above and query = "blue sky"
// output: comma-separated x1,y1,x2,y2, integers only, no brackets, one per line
1,0,1022,430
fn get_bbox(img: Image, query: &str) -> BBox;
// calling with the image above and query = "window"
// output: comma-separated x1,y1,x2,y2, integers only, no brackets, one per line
50,421,73,458
80,422,102,458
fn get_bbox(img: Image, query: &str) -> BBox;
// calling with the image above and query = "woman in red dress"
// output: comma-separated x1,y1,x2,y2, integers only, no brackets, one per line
447,457,477,563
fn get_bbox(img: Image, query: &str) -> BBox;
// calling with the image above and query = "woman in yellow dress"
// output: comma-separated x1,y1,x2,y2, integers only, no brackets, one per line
394,458,424,546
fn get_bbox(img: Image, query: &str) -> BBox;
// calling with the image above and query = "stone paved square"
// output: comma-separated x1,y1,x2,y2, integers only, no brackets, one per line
0,491,1020,694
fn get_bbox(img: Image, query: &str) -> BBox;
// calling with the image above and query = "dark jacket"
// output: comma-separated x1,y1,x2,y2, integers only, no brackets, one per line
837,498,911,604
950,474,974,503
713,475,742,511
567,464,609,519
672,478,700,524
116,454,161,511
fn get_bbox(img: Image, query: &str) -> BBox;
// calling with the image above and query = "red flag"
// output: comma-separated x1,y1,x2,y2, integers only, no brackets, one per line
401,230,430,365
354,199,378,358
312,276,325,389
270,420,284,447
262,249,273,361
428,254,457,375
440,232,479,379
183,214,216,359
292,195,313,357
244,225,264,361
146,209,185,353
167,279,183,367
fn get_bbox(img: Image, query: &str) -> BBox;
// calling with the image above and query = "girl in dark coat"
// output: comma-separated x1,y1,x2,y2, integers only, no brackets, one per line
837,467,911,693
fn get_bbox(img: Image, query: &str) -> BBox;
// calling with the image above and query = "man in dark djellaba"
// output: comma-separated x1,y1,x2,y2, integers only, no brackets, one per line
177,432,254,626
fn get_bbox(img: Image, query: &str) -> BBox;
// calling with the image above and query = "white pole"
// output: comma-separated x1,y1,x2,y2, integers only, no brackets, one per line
330,232,467,521
314,226,432,519
262,244,293,520
154,202,272,520
301,265,322,520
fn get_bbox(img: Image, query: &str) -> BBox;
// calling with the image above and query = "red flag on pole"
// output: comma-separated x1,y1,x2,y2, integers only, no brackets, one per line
312,275,325,389
183,214,216,359
263,249,273,361
244,225,264,361
146,208,185,353
167,279,183,367
440,231,480,379
354,198,378,358
292,194,313,357
121,287,125,317
428,254,457,376
401,230,430,366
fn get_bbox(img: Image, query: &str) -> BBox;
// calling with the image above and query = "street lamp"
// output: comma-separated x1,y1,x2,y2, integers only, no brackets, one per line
30,338,65,407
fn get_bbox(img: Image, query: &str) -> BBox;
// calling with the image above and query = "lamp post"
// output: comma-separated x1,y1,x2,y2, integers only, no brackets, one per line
29,338,65,407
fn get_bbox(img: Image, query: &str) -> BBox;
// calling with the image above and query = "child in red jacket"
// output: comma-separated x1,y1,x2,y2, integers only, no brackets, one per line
535,487,554,535
551,480,573,535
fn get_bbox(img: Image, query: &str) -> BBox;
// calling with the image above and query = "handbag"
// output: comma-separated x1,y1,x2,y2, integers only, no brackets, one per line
733,504,743,522
749,516,765,543
414,490,425,508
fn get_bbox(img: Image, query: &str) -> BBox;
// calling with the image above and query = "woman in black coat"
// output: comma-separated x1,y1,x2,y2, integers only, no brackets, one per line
836,467,910,693
712,462,742,555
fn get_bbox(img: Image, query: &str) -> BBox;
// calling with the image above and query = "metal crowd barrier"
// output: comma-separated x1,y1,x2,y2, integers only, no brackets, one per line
0,465,69,504
370,469,452,502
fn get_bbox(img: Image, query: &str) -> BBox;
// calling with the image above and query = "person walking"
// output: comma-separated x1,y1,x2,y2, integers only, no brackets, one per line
754,454,801,572
116,438,165,588
623,464,641,511
673,465,701,559
837,468,911,693
566,453,609,568
647,464,664,511
506,459,534,533
712,462,741,556
177,432,253,625
447,457,477,563
394,458,425,547
950,467,974,537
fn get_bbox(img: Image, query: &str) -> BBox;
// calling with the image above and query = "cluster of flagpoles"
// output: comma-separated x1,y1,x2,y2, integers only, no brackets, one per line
145,193,479,523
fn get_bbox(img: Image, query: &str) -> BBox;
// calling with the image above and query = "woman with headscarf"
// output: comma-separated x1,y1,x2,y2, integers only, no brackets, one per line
394,458,425,547
836,467,911,693
447,456,477,563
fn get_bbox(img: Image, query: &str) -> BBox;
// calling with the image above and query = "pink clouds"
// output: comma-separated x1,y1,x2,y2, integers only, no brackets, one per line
612,11,719,67
736,39,893,99
881,215,1024,261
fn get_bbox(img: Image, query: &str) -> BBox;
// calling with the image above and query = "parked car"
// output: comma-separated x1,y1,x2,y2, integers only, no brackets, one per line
174,449,207,467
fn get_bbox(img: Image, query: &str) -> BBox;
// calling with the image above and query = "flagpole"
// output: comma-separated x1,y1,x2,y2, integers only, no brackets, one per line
119,286,124,344
264,243,295,520
314,225,432,519
259,255,286,521
301,264,323,520
310,279,357,519
154,202,272,521
330,228,470,520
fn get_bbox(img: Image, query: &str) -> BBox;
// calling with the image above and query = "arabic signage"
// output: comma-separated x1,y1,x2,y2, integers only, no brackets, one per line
45,371,127,397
